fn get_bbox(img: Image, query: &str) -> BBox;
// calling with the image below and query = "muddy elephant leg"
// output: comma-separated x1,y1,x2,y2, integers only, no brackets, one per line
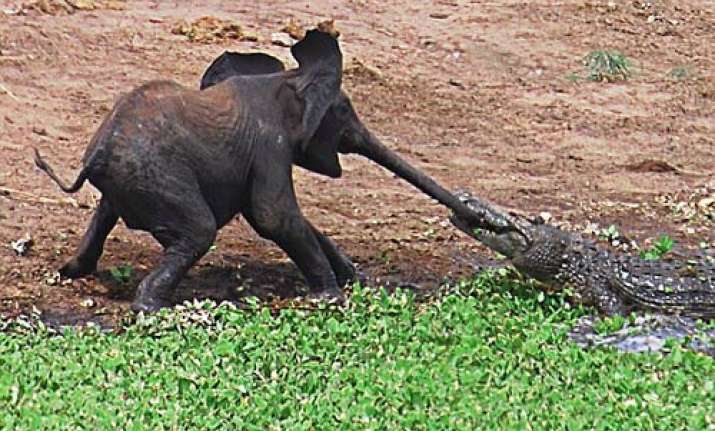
60,196,119,278
131,198,217,313
308,224,356,287
245,210,344,301
244,166,344,301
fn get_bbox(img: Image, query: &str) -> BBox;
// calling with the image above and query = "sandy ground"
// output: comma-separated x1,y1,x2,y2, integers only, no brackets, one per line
0,0,713,326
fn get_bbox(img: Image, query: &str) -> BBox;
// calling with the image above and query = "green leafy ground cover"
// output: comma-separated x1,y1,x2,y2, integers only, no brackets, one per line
1,274,713,430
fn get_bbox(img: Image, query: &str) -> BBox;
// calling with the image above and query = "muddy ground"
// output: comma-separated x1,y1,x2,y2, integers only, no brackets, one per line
0,0,713,326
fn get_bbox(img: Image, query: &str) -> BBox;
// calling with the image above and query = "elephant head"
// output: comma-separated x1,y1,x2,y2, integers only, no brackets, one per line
201,40,515,230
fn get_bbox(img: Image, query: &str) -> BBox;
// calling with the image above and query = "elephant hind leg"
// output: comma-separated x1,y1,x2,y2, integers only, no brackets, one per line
60,196,119,278
130,195,217,313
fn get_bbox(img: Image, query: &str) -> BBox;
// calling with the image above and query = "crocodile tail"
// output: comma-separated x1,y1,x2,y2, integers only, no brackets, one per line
33,148,88,193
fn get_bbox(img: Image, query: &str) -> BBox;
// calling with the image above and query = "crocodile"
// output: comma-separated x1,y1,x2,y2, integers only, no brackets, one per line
450,191,715,319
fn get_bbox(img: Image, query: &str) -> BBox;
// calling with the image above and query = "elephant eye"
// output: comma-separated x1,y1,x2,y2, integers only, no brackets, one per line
334,104,348,116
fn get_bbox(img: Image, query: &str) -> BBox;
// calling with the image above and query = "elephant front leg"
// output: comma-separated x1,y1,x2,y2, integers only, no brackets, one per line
246,160,345,302
247,211,345,302
285,230,346,302
309,224,357,288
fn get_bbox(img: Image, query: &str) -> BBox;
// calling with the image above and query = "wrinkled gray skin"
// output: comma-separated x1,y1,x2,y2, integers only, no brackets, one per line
35,31,514,313
451,190,715,319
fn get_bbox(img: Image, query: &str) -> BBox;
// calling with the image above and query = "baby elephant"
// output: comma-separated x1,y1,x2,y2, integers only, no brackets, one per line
36,30,506,312
36,31,353,312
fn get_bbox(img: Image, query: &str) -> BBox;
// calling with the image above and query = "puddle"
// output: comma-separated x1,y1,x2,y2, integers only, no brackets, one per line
569,314,715,357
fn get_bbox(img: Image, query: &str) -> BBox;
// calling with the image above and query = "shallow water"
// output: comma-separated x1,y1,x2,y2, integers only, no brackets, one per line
568,314,715,357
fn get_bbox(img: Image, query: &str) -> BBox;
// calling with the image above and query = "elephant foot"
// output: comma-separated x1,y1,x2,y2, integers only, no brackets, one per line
131,285,172,314
307,287,346,304
336,268,360,288
352,270,370,287
334,259,357,288
59,258,96,279
336,269,370,289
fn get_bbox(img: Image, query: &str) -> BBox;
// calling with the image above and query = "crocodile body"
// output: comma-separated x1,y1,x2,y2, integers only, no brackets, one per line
451,191,715,318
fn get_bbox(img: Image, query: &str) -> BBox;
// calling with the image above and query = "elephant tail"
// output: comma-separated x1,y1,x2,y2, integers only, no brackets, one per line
33,148,88,193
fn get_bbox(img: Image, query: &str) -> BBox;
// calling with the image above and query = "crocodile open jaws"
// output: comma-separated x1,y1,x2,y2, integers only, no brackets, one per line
450,190,715,319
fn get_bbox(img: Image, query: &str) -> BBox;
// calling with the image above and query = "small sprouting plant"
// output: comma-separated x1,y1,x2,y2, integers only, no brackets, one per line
668,67,690,80
566,72,582,83
583,50,631,82
598,225,621,242
109,265,133,284
376,250,391,265
640,235,675,260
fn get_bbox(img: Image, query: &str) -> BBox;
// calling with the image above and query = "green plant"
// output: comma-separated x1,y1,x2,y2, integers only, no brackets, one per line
376,249,391,265
0,275,713,430
598,224,621,242
594,314,628,334
583,50,631,82
668,67,690,80
640,235,675,260
108,264,133,284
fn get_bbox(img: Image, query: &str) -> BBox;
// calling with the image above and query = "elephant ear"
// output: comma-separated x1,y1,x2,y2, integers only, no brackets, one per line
293,105,343,177
200,52,285,89
287,29,344,177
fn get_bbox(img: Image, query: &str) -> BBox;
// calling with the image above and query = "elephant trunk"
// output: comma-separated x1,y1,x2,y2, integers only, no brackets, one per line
349,126,493,225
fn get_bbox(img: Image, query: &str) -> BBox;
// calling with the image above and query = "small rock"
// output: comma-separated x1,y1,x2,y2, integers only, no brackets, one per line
32,126,48,136
242,31,258,42
66,0,97,10
582,222,600,236
172,16,252,44
429,12,450,19
282,18,305,40
344,57,382,80
80,297,96,308
271,32,294,47
448,78,465,89
10,234,33,256
698,197,714,209
538,212,553,223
